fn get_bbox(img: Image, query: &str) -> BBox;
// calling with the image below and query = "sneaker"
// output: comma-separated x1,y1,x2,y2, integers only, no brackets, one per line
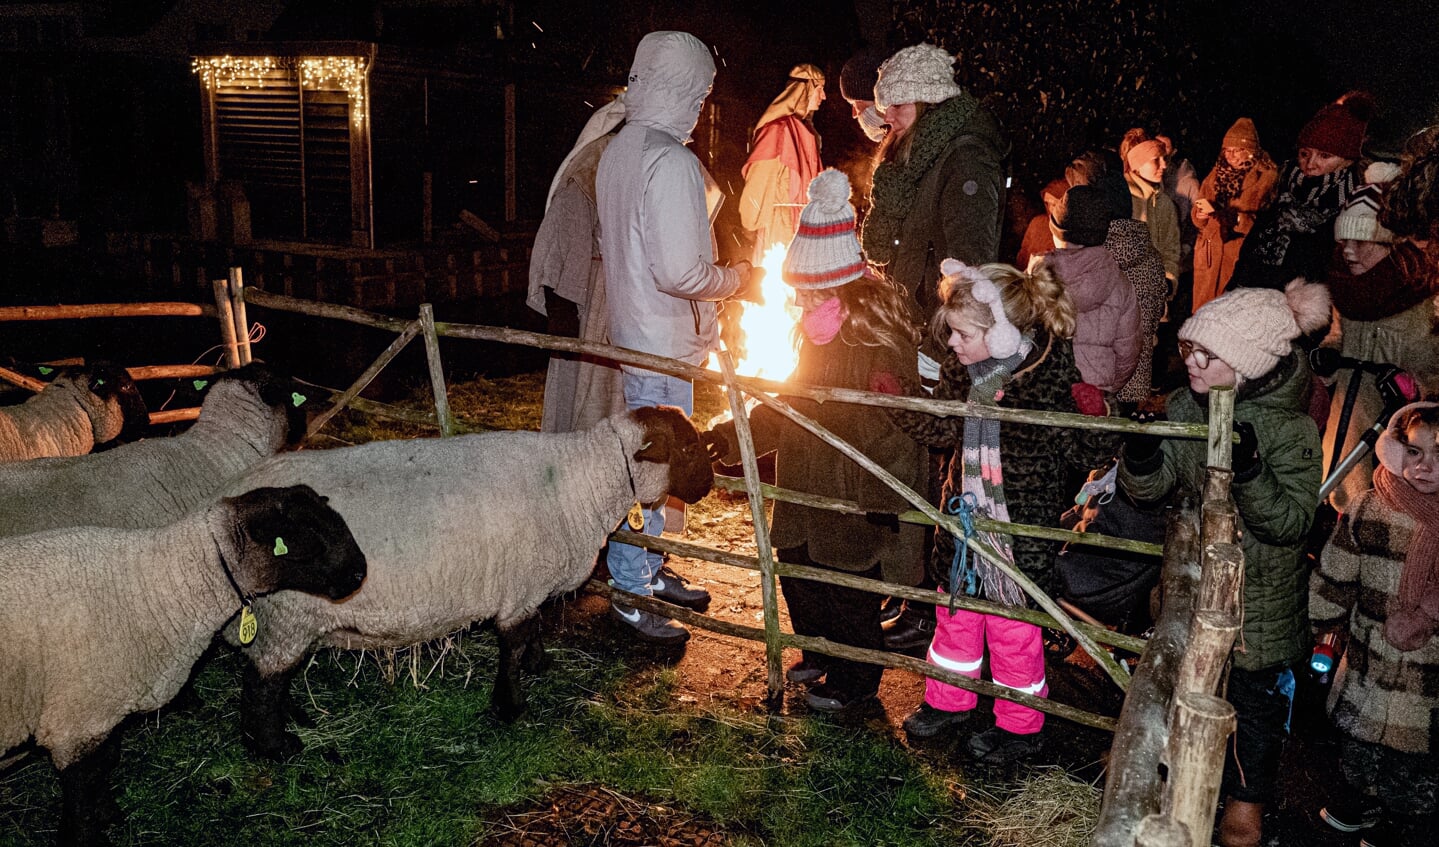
650,567,711,612
901,703,972,738
786,660,824,686
1320,794,1382,833
610,602,690,645
966,725,1043,764
805,684,877,714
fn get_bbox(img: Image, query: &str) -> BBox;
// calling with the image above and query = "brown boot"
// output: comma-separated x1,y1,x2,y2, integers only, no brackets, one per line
1218,798,1264,847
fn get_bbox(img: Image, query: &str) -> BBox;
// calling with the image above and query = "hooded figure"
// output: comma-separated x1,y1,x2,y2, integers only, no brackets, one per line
596,31,744,643
739,64,826,262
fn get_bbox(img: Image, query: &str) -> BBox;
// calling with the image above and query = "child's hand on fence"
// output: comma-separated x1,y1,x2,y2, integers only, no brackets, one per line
1231,420,1261,479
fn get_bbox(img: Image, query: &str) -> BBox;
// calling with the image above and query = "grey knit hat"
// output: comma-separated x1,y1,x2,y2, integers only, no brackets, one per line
1334,162,1402,243
873,43,963,112
782,169,867,289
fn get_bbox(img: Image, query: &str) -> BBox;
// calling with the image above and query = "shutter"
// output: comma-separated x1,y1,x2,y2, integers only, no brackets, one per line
301,89,352,241
213,66,302,239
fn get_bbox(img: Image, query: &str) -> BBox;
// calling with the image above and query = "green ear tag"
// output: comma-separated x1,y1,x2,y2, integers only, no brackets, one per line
38,366,53,375
94,379,105,386
273,537,288,556
193,379,209,391
626,502,645,531
291,392,307,407
238,603,258,645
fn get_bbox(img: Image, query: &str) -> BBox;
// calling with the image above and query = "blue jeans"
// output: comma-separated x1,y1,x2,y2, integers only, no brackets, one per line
606,368,694,595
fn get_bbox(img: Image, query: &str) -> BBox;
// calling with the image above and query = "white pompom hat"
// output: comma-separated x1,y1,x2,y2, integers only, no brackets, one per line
1178,278,1332,380
782,169,867,290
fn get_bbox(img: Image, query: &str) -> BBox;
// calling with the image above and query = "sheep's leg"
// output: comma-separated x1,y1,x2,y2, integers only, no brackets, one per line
520,623,552,674
239,662,304,761
493,613,542,721
57,732,122,847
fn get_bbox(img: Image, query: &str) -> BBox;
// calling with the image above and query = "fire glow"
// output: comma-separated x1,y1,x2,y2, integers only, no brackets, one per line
715,242,802,381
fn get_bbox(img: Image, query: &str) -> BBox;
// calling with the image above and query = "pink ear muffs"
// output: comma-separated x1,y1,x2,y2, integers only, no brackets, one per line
939,258,1021,359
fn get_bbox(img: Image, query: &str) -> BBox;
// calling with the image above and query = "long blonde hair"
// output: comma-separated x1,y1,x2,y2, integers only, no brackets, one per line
929,261,1077,351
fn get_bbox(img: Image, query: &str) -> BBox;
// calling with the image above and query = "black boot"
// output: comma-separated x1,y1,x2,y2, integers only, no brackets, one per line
883,602,936,653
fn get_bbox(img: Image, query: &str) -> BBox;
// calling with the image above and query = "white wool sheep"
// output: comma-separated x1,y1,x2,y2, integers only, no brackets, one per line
0,362,147,462
0,362,308,538
0,484,366,847
220,405,713,759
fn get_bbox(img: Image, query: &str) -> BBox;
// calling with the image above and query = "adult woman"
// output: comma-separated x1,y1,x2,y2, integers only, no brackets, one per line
739,64,825,262
1120,128,1182,289
1192,118,1279,310
860,43,1008,328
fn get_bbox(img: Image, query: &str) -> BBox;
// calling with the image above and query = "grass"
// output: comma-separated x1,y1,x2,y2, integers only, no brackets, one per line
0,372,1101,846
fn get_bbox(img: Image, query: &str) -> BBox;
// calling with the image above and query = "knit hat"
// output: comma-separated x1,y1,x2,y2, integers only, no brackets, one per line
1052,185,1113,247
782,169,867,289
873,43,963,112
1297,91,1376,160
1334,161,1403,242
1222,118,1260,151
839,46,889,102
1178,279,1332,380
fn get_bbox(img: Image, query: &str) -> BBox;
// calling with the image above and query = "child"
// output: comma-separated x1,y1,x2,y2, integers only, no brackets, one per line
702,169,928,713
891,258,1116,763
1119,279,1330,847
1311,402,1439,847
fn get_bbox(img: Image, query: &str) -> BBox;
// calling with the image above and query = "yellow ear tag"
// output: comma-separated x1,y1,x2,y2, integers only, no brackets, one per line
626,502,645,531
238,603,258,645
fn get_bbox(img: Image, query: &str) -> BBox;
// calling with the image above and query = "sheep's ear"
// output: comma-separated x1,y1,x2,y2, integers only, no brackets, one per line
634,436,668,463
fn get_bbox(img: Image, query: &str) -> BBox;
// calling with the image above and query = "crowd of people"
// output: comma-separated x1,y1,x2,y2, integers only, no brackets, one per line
527,31,1439,847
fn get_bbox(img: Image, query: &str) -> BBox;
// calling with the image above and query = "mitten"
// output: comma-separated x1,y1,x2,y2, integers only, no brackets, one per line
1122,410,1165,474
1231,420,1261,480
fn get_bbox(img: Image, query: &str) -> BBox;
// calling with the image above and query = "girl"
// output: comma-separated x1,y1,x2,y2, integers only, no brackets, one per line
1119,279,1330,847
1312,402,1439,847
891,259,1116,763
1121,127,1182,289
703,169,928,713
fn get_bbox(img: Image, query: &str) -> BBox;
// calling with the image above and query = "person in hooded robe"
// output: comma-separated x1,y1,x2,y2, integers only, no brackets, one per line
739,64,826,263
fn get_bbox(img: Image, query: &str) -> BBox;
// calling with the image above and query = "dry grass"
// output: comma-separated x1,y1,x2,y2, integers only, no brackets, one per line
963,768,1102,847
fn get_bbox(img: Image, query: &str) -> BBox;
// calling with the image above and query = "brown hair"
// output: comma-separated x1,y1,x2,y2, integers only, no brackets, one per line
928,261,1077,351
1394,403,1439,442
875,102,930,166
1380,125,1439,242
794,272,921,353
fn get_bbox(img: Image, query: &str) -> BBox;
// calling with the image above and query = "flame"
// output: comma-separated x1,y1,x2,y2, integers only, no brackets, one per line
715,242,801,381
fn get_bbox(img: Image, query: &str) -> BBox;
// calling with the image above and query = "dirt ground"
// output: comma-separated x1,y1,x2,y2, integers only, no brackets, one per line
479,481,1361,847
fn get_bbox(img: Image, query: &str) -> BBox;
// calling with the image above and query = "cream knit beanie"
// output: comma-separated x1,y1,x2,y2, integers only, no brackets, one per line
873,44,963,112
1178,279,1332,380
1334,161,1402,243
782,169,867,289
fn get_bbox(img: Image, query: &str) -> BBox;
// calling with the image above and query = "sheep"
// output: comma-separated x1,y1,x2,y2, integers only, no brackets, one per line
219,405,713,759
0,484,367,847
0,362,148,462
0,362,308,538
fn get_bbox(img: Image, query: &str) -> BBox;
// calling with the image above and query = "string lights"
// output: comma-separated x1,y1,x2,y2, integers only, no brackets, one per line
192,54,370,127
190,55,278,90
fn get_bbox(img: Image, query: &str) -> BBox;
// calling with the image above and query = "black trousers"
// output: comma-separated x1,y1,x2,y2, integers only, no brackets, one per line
777,545,884,698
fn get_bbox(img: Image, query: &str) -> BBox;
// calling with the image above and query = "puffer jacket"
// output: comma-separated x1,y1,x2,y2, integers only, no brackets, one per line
1045,245,1140,395
597,31,740,368
1119,350,1322,670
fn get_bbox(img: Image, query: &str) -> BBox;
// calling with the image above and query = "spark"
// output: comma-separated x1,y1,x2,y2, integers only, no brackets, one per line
531,21,543,32
583,100,594,108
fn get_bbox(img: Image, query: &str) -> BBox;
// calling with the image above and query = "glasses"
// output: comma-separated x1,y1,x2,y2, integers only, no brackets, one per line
1178,340,1215,369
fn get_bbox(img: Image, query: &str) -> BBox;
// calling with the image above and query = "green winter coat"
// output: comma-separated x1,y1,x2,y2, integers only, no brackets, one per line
1119,350,1322,671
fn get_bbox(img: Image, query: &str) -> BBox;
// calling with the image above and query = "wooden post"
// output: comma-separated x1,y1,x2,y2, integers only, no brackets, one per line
1133,814,1191,847
1196,542,1244,617
228,267,252,365
1200,500,1236,550
1206,386,1235,470
304,320,423,441
1094,511,1202,847
0,365,46,392
504,83,517,223
1172,611,1240,701
211,279,241,369
418,304,454,437
717,350,784,709
1162,693,1236,847
1202,466,1233,505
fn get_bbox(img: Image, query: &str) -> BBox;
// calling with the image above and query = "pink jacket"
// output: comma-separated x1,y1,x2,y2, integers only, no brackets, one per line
1045,246,1140,394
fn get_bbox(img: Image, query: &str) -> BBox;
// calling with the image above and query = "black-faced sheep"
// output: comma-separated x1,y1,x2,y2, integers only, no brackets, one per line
0,362,147,462
0,362,308,538
222,405,713,759
0,484,366,847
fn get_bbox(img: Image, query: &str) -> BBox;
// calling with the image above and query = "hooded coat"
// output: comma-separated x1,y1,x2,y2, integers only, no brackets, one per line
1120,351,1322,671
1126,173,1182,282
597,32,740,369
1045,245,1140,395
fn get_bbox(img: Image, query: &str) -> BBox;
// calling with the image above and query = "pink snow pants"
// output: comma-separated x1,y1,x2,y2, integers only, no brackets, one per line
922,603,1048,735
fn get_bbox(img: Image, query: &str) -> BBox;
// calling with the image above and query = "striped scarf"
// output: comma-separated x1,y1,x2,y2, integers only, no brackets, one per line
961,342,1031,605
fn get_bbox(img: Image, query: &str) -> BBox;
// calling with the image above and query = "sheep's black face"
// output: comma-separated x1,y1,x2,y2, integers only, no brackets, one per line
232,484,368,600
217,362,308,446
86,361,149,442
632,405,714,504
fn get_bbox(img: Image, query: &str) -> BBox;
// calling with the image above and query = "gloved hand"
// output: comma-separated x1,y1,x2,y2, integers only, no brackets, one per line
700,429,731,464
730,261,765,304
1122,410,1164,471
1231,420,1261,479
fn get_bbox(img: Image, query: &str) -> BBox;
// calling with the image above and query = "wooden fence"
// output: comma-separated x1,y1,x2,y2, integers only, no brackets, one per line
3,271,1246,846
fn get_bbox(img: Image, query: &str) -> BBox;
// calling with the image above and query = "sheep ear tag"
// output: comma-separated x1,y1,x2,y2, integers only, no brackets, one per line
273,537,288,556
292,392,307,407
192,379,208,391
238,602,258,646
626,502,645,531
38,366,53,375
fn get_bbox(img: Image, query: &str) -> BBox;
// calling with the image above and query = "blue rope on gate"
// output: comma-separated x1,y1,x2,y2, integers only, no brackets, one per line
944,492,980,614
